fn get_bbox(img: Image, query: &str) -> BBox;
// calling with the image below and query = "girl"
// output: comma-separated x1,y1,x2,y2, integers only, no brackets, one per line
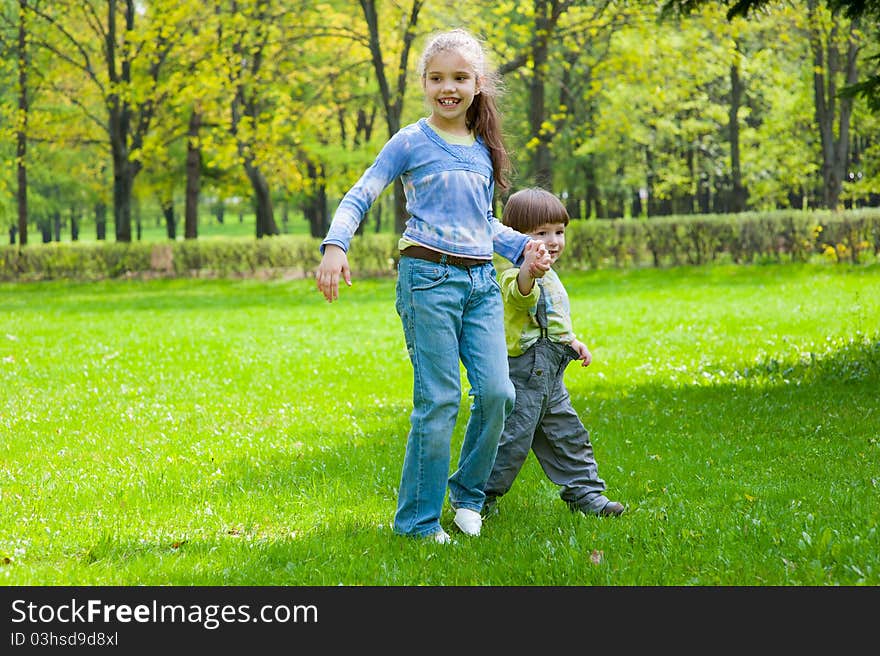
315,28,548,543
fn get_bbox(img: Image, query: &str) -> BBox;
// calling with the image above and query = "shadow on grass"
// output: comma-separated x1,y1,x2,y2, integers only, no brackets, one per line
577,334,879,531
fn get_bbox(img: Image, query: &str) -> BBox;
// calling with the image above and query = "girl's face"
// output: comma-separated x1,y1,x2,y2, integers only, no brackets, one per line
527,222,567,265
422,50,480,132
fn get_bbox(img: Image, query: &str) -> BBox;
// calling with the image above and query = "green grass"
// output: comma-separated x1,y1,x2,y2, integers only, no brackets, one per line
0,263,878,585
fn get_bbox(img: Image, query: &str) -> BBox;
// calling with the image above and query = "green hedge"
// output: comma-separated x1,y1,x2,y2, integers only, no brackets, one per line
2,209,879,282
563,208,880,270
0,233,399,282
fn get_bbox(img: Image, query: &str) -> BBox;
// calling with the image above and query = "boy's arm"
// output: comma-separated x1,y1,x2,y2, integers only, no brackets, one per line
499,266,541,309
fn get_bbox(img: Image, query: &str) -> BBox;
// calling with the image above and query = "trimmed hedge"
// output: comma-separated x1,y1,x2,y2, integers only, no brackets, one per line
0,233,399,282
2,209,879,282
564,208,880,270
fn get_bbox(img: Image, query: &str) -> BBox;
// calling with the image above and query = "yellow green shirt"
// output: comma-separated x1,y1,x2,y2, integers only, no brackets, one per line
498,266,578,357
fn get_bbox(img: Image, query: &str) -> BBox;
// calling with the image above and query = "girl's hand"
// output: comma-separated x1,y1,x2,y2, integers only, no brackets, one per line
315,245,351,303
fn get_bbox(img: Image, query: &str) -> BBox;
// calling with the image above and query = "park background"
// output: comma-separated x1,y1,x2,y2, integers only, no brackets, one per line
1,0,879,245
1,1,879,586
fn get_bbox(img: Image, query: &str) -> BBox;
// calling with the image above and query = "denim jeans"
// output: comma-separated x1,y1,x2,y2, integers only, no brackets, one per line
393,255,515,537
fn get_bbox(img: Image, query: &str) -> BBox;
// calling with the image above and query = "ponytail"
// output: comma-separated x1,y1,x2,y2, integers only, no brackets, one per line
468,94,511,191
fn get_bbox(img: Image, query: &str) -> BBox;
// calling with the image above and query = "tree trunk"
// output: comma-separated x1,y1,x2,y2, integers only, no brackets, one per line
16,0,29,247
112,157,134,241
305,160,329,238
105,0,153,241
96,202,107,241
161,197,176,240
584,155,603,218
39,217,51,243
809,1,860,210
729,46,748,213
528,8,552,189
245,161,277,238
184,109,202,239
107,1,133,242
70,208,80,242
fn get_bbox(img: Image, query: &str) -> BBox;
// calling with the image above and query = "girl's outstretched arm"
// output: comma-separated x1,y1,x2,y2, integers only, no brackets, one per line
315,245,351,303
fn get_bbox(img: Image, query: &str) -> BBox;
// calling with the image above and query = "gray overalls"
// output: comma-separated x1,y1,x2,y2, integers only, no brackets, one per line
484,283,610,514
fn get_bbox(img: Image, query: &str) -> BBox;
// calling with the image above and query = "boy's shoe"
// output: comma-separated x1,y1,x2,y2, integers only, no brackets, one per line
453,508,482,536
428,529,451,544
568,499,626,517
599,501,626,517
481,496,498,519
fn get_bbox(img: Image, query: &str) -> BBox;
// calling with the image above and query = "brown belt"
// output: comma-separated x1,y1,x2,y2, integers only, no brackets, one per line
400,245,489,268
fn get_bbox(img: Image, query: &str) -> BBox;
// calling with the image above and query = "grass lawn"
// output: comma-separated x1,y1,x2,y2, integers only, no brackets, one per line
0,262,878,585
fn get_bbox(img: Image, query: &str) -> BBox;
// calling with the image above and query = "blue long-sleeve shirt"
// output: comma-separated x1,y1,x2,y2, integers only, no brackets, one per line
321,118,528,263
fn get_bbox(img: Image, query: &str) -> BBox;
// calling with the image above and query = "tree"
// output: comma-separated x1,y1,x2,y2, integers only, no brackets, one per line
211,1,325,238
807,0,862,208
493,0,617,191
16,0,30,245
664,0,872,209
27,0,181,241
663,0,880,109
358,0,424,234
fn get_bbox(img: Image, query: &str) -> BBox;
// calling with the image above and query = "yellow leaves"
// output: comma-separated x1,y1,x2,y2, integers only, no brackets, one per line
491,0,514,17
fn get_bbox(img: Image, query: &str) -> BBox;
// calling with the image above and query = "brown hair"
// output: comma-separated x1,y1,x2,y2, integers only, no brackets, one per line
501,188,570,233
418,29,512,189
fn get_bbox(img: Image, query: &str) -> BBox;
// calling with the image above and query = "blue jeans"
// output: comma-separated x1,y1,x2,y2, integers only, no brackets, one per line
393,256,515,537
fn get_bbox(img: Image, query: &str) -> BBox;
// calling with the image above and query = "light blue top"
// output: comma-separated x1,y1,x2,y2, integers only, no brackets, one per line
321,118,528,263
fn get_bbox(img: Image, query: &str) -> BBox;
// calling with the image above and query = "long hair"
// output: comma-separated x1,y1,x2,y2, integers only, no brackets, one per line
418,29,512,190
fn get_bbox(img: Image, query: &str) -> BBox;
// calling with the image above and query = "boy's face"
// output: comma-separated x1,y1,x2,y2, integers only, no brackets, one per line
526,222,566,265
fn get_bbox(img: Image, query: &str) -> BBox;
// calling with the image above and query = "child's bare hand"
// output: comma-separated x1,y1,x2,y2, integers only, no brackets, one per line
571,339,592,367
524,240,551,278
315,245,351,303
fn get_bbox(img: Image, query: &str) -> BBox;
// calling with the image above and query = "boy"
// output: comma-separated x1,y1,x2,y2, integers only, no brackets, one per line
483,188,625,518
